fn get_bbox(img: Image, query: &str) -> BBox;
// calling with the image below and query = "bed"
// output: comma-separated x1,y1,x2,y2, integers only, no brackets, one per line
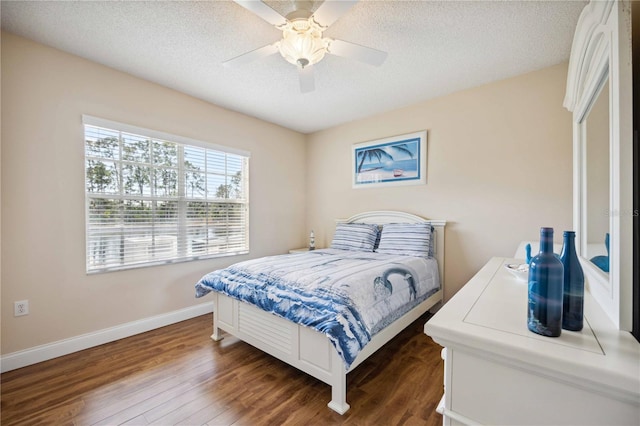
195,211,446,414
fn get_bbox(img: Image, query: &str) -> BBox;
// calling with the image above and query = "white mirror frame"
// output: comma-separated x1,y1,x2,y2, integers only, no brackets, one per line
564,0,633,330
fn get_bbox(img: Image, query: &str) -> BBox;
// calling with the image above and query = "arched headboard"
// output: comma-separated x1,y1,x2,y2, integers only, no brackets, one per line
337,210,446,289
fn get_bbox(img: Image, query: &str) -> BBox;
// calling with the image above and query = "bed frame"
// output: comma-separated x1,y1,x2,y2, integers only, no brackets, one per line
209,211,446,414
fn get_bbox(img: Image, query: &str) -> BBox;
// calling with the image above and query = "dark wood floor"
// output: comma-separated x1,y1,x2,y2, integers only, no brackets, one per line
1,313,444,425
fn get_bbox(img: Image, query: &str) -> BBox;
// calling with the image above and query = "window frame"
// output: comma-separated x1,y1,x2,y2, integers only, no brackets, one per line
83,115,250,274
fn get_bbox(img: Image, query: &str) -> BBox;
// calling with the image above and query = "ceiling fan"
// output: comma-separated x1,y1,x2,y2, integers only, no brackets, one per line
224,0,388,93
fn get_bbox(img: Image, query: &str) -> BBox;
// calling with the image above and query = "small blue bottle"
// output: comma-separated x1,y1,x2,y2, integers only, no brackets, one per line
560,231,584,331
528,227,564,337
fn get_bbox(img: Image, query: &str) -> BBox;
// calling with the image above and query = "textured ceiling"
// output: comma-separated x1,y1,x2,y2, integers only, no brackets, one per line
1,0,587,134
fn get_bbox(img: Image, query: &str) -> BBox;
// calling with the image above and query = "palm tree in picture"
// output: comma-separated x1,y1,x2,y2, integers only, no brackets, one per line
356,144,414,173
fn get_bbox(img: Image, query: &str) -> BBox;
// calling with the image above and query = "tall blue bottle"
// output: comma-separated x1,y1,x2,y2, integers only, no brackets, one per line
527,227,564,337
560,231,584,331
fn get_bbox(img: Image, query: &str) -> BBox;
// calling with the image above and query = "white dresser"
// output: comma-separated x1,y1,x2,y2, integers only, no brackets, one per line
424,257,640,426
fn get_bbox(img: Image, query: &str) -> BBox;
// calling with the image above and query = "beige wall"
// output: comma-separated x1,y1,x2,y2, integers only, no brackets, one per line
1,32,574,357
306,63,573,300
586,80,610,246
1,33,307,354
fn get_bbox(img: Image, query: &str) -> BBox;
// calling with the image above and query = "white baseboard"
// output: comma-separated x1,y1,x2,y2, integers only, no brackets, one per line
0,302,213,373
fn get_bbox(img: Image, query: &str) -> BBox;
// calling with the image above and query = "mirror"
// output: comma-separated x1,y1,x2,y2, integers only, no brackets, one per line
564,0,633,330
585,79,610,271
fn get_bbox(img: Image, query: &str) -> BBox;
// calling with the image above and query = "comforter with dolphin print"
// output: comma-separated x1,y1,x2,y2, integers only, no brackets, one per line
195,248,440,368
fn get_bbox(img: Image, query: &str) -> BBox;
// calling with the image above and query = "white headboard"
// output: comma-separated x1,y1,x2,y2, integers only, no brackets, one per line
337,210,446,289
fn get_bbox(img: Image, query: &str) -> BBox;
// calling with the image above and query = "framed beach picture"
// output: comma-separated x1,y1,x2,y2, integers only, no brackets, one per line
352,131,427,188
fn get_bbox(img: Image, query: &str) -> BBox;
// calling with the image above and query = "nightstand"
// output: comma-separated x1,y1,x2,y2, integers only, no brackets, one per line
288,248,314,254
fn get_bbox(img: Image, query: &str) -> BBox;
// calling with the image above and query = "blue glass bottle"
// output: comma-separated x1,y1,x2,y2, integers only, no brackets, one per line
560,231,584,331
528,227,564,337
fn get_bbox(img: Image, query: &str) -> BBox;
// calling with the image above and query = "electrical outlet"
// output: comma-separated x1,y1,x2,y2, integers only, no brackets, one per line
14,300,29,317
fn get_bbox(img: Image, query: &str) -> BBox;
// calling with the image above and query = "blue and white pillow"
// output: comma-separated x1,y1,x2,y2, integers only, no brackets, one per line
330,223,379,252
376,223,434,257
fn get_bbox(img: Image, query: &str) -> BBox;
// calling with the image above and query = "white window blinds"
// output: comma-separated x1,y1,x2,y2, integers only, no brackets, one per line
83,116,250,273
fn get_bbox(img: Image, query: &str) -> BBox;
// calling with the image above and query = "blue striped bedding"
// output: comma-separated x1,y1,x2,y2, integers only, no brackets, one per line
195,248,440,368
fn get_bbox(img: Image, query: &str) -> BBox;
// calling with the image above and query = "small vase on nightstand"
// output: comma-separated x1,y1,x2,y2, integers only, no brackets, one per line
309,230,315,251
560,231,584,331
527,227,564,337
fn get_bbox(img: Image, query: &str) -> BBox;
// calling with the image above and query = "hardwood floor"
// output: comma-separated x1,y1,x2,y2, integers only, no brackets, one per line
1,313,444,425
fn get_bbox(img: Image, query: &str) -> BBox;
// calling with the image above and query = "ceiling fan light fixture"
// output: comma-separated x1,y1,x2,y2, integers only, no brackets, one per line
277,17,329,68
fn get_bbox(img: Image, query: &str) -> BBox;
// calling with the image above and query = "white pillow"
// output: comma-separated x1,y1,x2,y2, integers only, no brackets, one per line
330,223,379,252
376,223,434,257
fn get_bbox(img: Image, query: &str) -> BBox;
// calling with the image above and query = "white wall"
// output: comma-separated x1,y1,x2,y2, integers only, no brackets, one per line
305,63,574,300
1,33,307,355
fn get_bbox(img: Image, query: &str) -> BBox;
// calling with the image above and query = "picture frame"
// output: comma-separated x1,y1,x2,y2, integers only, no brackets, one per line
352,130,427,188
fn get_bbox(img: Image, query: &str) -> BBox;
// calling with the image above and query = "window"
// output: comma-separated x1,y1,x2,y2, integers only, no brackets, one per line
83,116,250,273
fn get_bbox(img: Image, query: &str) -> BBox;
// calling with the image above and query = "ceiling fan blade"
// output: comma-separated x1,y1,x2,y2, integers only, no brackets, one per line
299,65,315,93
233,0,287,27
223,43,279,67
328,39,387,66
312,0,358,28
